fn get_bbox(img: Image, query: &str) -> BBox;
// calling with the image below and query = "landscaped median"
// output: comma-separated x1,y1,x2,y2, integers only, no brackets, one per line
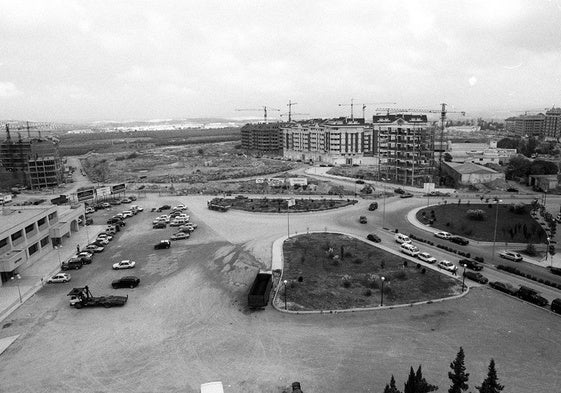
274,233,463,312
208,195,357,213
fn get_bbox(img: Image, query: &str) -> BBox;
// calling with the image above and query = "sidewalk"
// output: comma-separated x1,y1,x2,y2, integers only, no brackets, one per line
0,224,106,323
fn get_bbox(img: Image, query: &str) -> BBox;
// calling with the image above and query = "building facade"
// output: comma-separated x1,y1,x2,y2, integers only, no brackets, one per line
545,107,561,140
240,123,282,154
373,114,434,186
442,162,505,186
0,204,86,285
446,140,517,165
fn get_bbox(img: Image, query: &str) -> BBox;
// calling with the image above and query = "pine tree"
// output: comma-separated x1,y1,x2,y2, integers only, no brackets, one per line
448,347,469,393
404,367,417,393
476,359,504,393
404,365,438,393
383,375,401,393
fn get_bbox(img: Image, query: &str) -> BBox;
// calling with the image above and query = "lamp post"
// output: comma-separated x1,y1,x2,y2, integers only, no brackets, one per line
492,199,502,263
380,276,385,306
283,280,288,310
462,264,467,292
382,181,387,229
11,274,22,303
546,237,551,267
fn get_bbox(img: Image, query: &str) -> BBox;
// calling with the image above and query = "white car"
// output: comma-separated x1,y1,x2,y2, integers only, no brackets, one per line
113,260,136,270
499,251,523,262
417,252,437,264
173,204,187,211
85,244,104,253
47,273,71,283
97,233,113,241
157,215,170,223
170,232,189,240
76,251,94,259
434,231,452,240
85,207,95,214
437,260,458,273
122,210,133,218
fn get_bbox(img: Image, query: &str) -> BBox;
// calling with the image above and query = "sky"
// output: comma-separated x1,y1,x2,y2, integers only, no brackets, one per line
1,0,561,122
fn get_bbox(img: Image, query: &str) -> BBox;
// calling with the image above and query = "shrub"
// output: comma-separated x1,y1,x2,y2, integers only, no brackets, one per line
342,280,351,288
363,289,372,297
297,276,303,282
394,271,408,280
352,258,363,265
421,268,426,274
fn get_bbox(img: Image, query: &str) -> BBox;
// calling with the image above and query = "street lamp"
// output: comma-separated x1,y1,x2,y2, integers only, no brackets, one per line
380,276,385,306
382,181,387,229
546,237,551,267
491,199,502,263
462,264,467,291
11,273,22,303
283,280,288,311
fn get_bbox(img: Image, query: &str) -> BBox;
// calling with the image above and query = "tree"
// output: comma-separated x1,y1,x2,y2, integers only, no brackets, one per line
529,159,558,175
404,365,438,393
443,153,453,162
384,375,402,393
476,359,504,393
448,347,469,393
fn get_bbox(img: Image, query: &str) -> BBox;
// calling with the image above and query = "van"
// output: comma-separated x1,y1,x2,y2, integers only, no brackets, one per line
394,233,411,244
400,243,419,257
200,381,224,393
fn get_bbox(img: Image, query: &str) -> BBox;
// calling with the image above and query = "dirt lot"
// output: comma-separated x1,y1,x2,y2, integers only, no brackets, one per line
0,195,560,393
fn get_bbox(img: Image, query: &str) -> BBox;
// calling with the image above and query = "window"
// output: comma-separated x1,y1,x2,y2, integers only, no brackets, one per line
40,236,50,247
25,223,35,234
38,217,46,227
11,230,22,242
48,212,57,221
28,242,38,256
0,237,7,249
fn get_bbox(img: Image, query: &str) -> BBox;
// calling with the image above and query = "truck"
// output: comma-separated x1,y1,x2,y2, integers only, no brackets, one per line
67,286,128,309
247,271,273,309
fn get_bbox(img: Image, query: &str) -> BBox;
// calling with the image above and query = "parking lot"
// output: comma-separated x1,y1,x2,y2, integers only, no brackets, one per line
1,194,561,393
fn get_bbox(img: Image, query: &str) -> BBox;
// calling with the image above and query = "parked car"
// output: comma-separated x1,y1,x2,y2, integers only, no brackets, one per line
76,251,94,259
366,233,381,243
112,260,136,270
516,285,548,307
551,298,561,314
121,210,133,218
120,198,132,204
61,259,83,270
173,204,187,211
434,231,451,240
94,238,109,246
170,232,189,240
154,240,171,249
394,188,405,194
449,236,469,246
437,260,457,273
417,252,437,264
100,202,111,209
112,276,140,289
84,244,104,253
394,233,411,244
359,216,367,224
109,199,121,205
506,187,519,193
400,193,414,199
47,272,71,283
459,258,483,271
355,179,365,184
499,251,522,262
107,217,124,225
153,222,167,229
85,207,95,214
489,281,518,295
400,243,420,257
368,202,378,211
463,271,488,284
74,253,93,264
97,233,113,241
157,205,171,211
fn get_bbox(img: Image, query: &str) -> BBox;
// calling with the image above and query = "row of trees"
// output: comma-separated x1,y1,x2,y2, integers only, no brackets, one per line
382,348,504,393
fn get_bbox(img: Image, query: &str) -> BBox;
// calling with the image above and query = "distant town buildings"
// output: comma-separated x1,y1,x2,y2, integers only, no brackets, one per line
545,107,561,140
446,140,517,165
504,107,561,139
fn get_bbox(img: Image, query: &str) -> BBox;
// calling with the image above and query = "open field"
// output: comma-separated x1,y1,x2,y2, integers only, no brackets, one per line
282,233,462,310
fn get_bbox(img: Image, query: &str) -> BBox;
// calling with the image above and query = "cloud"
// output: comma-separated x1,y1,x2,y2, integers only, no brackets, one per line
0,82,22,98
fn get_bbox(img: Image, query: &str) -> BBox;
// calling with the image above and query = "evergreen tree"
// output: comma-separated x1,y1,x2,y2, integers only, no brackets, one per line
448,347,469,393
383,375,401,393
476,359,504,393
404,365,438,393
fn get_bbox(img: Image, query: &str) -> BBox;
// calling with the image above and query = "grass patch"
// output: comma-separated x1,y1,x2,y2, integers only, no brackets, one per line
416,203,546,243
211,196,357,213
282,233,461,311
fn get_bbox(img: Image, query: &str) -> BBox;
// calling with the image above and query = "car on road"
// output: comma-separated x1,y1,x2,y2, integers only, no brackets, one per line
76,251,94,259
74,253,92,264
170,232,189,240
417,252,437,264
113,260,136,270
366,233,381,243
506,187,519,193
437,260,457,273
107,217,124,225
368,202,378,211
400,193,414,198
551,298,561,314
434,231,451,240
97,233,113,241
84,244,104,253
516,286,548,307
394,233,411,244
499,251,522,262
459,258,483,271
47,272,71,283
449,236,469,246
463,271,488,284
153,222,166,229
112,276,140,289
154,240,171,249
355,179,365,184
489,281,518,295
359,216,367,224
157,205,171,211
394,188,405,194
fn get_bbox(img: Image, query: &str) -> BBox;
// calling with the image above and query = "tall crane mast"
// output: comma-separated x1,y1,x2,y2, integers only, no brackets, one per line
235,106,281,123
375,103,465,183
339,99,396,121
286,100,298,122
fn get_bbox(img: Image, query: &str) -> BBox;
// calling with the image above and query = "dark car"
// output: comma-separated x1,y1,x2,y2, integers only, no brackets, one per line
368,202,378,211
459,258,483,271
107,217,124,225
516,286,549,307
551,298,561,314
61,258,83,270
153,222,167,229
367,233,381,243
506,187,519,193
359,216,367,224
449,236,469,246
157,205,171,211
111,276,140,289
74,254,92,265
549,266,561,276
154,240,171,249
355,179,365,184
400,193,414,198
394,188,405,194
463,271,488,284
489,281,518,295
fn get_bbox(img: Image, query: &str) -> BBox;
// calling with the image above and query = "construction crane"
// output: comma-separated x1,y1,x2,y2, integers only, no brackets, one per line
338,99,396,121
280,112,310,121
235,106,281,123
286,100,298,122
375,103,465,183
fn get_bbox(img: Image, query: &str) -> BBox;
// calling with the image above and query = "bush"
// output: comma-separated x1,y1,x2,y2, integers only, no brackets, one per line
363,289,372,297
342,280,351,288
352,258,363,265
394,271,408,280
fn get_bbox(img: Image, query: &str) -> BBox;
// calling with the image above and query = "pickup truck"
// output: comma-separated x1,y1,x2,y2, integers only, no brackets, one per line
67,286,128,309
248,271,273,309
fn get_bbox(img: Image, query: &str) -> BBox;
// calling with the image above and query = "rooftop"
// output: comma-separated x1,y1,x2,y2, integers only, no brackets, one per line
0,205,57,234
445,161,499,175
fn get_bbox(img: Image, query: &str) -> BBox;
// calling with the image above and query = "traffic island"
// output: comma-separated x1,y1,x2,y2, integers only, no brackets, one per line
276,233,462,312
208,196,357,213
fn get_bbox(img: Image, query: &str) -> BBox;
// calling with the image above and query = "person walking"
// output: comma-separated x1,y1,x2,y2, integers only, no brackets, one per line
76,244,80,253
